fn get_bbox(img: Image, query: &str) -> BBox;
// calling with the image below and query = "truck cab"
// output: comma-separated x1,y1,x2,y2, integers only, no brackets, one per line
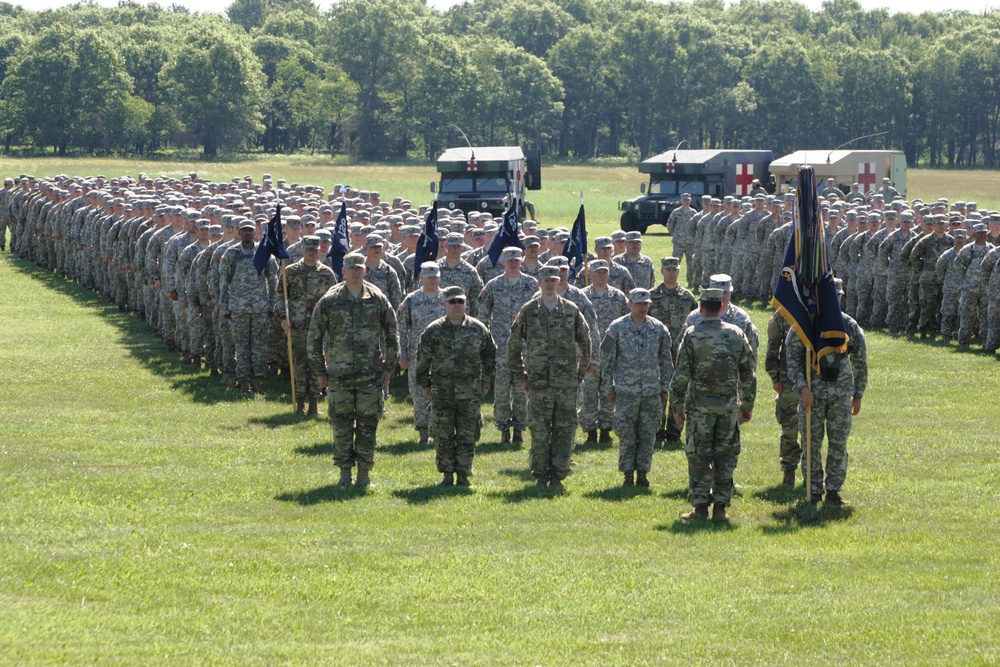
431,146,541,219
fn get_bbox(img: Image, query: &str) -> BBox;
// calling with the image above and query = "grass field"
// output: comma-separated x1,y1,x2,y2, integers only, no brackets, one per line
2,158,1000,664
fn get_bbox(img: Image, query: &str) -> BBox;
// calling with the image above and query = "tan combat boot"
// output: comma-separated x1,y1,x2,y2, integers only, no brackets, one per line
337,467,352,486
636,471,650,488
355,468,371,488
782,469,795,486
307,398,318,415
712,503,728,522
295,399,305,414
681,505,709,521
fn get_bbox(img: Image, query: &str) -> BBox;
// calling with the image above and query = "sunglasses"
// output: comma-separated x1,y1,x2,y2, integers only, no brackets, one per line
446,299,466,305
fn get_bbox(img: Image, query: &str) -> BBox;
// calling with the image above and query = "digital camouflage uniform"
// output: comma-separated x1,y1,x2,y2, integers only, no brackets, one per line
648,280,698,439
909,232,953,335
867,225,892,327
278,258,338,398
600,314,673,474
617,253,656,290
438,258,484,316
765,312,800,472
879,227,916,331
219,244,277,384
954,241,993,345
667,206,696,279
936,244,965,338
508,296,592,483
308,282,399,474
786,314,868,498
479,272,539,432
669,315,756,508
398,288,446,430
981,246,1000,352
579,284,629,433
416,315,497,475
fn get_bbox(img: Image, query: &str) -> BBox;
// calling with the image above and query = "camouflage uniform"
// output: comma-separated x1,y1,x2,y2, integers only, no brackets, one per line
955,241,993,345
669,314,756,508
909,232,953,335
765,313,800,473
308,282,399,474
786,314,868,499
398,288,446,430
853,229,878,325
880,227,916,331
739,209,766,300
439,258,484,316
479,272,539,432
278,258,338,398
765,221,793,300
980,246,1000,352
867,225,892,327
684,303,759,361
578,284,629,433
364,260,402,309
508,296,592,483
219,244,277,385
415,314,497,475
648,280,698,439
600,314,673,474
617,253,656,289
667,205,696,277
936,244,965,338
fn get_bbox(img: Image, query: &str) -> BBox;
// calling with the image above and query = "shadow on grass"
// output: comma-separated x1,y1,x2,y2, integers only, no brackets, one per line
381,439,433,456
660,488,690,500
475,440,523,456
759,501,855,533
584,486,652,502
391,484,473,505
294,442,333,457
496,467,535,482
274,484,368,505
575,439,613,453
489,482,564,503
249,412,317,429
752,484,805,505
656,518,739,534
656,438,684,452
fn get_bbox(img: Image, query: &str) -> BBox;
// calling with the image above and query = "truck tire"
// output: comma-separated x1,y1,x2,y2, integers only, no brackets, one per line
620,211,638,232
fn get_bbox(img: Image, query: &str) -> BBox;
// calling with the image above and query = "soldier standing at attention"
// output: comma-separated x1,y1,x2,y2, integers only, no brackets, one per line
398,262,446,445
416,286,497,487
786,278,868,505
479,247,539,445
648,256,698,444
666,193,696,279
765,310,800,486
671,288,756,522
278,235,338,415
308,252,399,489
219,219,277,394
600,288,673,488
509,266,594,488
617,231,656,289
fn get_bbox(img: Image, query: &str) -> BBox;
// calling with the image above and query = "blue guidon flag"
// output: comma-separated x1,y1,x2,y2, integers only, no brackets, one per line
253,202,289,275
561,203,587,281
770,165,849,371
326,200,350,279
413,206,439,279
487,198,523,267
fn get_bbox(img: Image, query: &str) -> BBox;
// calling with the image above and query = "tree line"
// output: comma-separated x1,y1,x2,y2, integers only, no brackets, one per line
0,0,998,166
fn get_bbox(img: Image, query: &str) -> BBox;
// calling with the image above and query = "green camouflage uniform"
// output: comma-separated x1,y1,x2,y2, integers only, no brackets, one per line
909,233,953,335
219,244,277,384
415,315,497,474
765,312,800,472
600,314,673,474
955,241,993,345
670,315,756,507
981,247,1000,352
398,289,446,430
308,282,399,473
508,296,592,482
579,284,629,433
786,314,868,498
879,228,916,331
648,281,698,439
936,245,965,338
277,259,338,398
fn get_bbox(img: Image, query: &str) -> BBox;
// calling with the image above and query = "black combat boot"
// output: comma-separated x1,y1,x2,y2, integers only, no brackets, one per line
418,427,429,446
500,428,511,444
586,430,598,444
636,471,650,488
355,468,371,488
295,399,305,414
440,472,454,486
512,428,523,444
456,471,470,487
307,398,318,415
825,490,847,505
623,471,634,487
599,429,613,444
337,467,352,486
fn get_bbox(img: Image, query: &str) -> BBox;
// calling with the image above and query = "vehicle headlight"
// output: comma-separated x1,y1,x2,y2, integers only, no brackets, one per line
660,204,666,211
633,203,639,211
448,202,455,209
481,201,488,209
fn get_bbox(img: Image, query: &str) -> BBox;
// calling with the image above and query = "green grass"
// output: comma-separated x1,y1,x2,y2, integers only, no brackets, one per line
2,159,1000,664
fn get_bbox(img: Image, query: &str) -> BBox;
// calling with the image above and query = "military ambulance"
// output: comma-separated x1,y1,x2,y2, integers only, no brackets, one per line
619,149,774,234
769,149,907,197
431,146,541,219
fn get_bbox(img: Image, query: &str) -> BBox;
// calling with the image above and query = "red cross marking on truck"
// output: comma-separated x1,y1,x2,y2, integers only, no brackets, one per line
857,162,876,191
735,163,754,195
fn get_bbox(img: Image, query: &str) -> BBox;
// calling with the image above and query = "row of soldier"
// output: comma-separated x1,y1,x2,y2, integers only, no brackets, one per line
666,184,1000,354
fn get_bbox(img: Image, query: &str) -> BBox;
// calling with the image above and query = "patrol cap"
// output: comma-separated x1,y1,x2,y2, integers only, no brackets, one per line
709,273,733,291
953,229,967,238
628,288,651,303
588,259,609,272
441,285,466,301
238,218,256,230
522,235,540,246
700,288,724,303
611,230,627,242
208,225,222,235
973,223,988,233
538,266,560,280
420,261,440,277
594,236,614,249
833,277,844,295
195,218,210,230
554,232,570,243
501,247,523,261
446,233,465,245
701,194,712,201
661,256,680,269
546,256,570,268
286,215,302,228
364,233,384,248
681,192,692,200
314,229,331,241
625,231,642,242
302,235,321,250
536,229,549,239
343,253,366,268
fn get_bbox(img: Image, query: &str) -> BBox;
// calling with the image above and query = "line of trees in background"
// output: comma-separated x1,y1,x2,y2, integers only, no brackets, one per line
0,0,998,166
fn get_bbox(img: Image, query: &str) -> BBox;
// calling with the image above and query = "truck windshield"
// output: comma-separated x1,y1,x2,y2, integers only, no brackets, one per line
439,175,510,194
649,179,706,197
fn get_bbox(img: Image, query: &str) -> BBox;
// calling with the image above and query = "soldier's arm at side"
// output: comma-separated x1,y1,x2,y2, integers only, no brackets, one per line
507,306,527,386
480,327,497,394
307,301,328,387
380,295,400,378
764,316,784,388
657,323,673,403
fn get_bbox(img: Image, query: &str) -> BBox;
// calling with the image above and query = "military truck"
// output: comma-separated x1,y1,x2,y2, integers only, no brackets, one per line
619,149,774,234
430,146,541,219
769,149,907,197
